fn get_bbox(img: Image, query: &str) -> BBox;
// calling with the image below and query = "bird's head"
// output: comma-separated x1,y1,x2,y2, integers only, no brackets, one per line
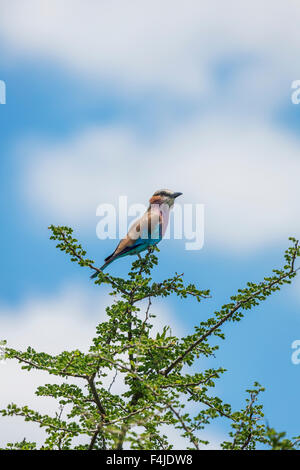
149,189,183,208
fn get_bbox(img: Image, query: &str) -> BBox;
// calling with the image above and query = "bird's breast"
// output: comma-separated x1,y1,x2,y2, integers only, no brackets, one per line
149,204,170,239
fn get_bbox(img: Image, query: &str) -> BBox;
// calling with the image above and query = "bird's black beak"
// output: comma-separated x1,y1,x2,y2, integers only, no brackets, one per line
172,192,183,199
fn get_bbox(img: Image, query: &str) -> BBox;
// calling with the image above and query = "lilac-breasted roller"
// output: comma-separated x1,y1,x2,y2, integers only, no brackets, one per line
91,189,182,276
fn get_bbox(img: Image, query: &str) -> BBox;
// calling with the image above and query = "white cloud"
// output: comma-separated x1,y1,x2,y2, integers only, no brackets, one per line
21,117,300,252
2,0,299,253
0,0,300,103
0,285,186,448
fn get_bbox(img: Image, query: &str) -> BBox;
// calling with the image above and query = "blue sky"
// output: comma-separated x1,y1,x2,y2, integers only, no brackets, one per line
0,0,300,448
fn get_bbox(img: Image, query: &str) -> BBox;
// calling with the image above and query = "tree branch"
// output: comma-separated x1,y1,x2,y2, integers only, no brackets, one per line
162,261,299,376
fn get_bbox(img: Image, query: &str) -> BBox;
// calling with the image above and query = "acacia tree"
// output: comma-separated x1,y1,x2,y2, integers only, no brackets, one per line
1,226,300,450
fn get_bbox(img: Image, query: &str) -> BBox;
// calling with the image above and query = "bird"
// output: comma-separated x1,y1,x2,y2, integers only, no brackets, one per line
91,189,182,277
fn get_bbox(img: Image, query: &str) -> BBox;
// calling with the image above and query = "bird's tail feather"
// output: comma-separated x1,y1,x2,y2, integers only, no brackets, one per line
90,255,115,279
90,243,143,279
